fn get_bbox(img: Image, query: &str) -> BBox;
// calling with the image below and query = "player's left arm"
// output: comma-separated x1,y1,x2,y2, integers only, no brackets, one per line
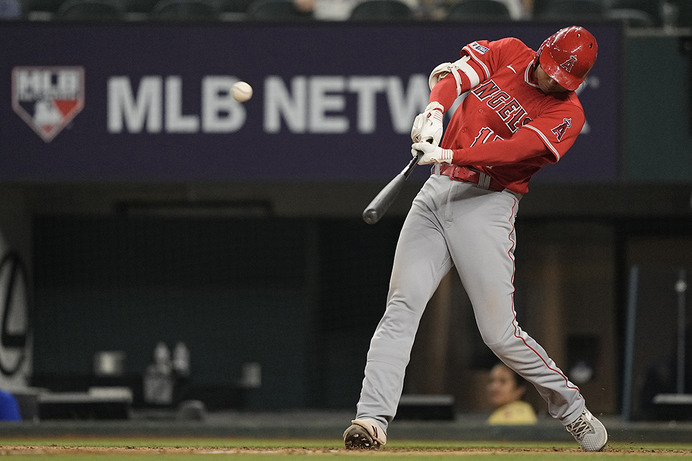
414,128,550,165
451,128,559,165
413,113,583,166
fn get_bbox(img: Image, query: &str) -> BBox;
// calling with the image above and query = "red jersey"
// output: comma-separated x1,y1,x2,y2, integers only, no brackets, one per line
431,37,585,194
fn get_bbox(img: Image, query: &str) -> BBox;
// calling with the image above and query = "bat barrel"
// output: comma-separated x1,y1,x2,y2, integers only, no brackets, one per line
362,209,380,225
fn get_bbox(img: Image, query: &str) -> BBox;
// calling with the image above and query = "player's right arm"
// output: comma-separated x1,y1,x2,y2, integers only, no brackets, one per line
410,55,485,146
426,38,525,112
412,38,517,151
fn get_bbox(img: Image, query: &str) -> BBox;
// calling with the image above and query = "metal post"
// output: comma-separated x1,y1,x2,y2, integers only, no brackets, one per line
622,265,639,421
675,269,687,394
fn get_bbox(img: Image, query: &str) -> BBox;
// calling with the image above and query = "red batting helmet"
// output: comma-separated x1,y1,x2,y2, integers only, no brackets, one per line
537,26,598,91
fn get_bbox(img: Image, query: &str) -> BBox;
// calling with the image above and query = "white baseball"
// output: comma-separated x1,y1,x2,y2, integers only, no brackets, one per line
232,81,253,102
675,280,687,293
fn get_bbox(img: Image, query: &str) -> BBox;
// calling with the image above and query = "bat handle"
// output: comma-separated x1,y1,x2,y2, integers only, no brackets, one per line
403,151,423,179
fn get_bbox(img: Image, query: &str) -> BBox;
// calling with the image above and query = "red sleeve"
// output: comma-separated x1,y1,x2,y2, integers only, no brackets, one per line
523,104,585,161
451,128,552,166
463,38,525,80
429,74,459,111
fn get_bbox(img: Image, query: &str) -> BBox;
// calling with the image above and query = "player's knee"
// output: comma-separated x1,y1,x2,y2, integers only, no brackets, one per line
478,324,515,355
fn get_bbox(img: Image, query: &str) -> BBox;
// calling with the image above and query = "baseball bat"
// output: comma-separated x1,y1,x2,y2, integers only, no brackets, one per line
362,151,423,225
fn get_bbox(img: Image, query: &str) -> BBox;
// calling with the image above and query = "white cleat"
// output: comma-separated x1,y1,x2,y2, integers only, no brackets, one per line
565,409,608,452
343,418,387,449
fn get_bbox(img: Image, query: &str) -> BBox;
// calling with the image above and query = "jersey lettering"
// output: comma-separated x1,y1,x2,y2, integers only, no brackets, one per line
551,118,572,141
498,98,521,118
472,79,533,133
506,107,531,133
487,91,511,109
471,80,501,100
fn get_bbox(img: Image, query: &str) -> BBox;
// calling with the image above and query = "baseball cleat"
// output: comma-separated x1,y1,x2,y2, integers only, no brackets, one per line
343,418,387,449
565,408,608,452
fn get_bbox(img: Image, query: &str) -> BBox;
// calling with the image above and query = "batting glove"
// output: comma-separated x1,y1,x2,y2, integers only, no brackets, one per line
412,142,454,165
410,102,444,146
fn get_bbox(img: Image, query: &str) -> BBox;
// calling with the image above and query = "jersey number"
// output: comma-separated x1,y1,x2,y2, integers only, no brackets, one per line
471,127,503,146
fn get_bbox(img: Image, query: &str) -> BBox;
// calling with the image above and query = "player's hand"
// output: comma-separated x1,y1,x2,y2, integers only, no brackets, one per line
410,102,444,146
412,142,453,165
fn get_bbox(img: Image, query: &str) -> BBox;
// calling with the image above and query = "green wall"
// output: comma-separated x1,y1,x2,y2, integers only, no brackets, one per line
625,35,692,182
32,216,401,410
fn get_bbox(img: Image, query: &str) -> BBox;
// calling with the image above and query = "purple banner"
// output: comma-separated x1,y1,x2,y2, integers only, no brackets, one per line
0,22,622,183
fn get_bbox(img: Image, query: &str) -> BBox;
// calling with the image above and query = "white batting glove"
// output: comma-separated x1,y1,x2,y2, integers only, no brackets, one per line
411,142,454,165
410,102,444,146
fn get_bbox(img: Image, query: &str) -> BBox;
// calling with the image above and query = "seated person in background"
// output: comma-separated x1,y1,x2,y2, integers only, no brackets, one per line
487,363,537,425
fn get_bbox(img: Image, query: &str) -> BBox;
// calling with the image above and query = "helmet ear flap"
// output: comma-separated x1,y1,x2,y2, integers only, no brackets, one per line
534,45,543,68
534,36,551,72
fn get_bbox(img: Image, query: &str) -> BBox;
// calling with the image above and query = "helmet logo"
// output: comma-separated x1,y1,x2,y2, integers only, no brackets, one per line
560,55,577,73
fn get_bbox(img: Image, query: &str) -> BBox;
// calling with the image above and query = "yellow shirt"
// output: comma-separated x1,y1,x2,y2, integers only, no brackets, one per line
487,401,537,425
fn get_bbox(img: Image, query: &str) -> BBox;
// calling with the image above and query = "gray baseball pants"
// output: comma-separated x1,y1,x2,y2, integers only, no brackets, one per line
355,173,585,431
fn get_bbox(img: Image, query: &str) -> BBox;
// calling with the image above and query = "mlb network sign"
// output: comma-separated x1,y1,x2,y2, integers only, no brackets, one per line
106,75,427,135
12,66,85,143
0,22,621,182
12,69,424,140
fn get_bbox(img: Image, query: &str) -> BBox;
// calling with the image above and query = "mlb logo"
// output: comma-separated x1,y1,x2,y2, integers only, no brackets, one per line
469,42,489,54
12,66,85,142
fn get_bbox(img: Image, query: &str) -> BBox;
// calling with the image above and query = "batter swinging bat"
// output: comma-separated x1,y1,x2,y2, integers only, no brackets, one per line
362,151,423,225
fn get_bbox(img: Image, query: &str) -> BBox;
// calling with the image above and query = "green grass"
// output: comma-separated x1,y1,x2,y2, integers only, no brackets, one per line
1,438,690,459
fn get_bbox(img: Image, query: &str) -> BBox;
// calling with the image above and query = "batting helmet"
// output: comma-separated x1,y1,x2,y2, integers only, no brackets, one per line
537,26,598,91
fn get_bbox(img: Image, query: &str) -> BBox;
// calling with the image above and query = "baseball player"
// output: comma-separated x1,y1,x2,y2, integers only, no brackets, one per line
344,26,607,452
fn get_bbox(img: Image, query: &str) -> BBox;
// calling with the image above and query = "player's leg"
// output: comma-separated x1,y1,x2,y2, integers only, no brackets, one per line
347,178,454,447
445,186,583,419
446,187,606,451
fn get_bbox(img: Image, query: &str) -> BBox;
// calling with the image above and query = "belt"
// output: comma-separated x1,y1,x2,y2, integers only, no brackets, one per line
435,164,505,192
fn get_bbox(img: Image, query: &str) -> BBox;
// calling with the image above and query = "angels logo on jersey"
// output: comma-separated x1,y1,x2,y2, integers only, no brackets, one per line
551,118,572,142
12,66,85,143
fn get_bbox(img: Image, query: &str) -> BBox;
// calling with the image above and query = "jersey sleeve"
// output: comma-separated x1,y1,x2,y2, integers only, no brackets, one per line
523,102,585,161
452,128,549,166
462,38,527,83
451,105,586,166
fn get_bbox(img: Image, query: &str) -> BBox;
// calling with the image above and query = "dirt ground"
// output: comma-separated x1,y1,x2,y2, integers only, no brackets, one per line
1,446,690,456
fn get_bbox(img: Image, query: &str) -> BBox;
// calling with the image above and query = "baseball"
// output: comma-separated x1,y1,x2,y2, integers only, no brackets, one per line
232,81,253,102
675,280,687,293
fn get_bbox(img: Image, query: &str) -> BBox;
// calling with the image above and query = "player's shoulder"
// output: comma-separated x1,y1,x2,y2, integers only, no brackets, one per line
467,37,529,51
494,37,533,54
564,91,585,115
499,36,528,47
567,93,586,123
488,37,535,64
464,37,533,62
542,92,586,125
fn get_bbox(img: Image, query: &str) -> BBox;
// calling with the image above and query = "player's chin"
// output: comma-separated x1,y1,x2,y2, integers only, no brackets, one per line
540,83,569,94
